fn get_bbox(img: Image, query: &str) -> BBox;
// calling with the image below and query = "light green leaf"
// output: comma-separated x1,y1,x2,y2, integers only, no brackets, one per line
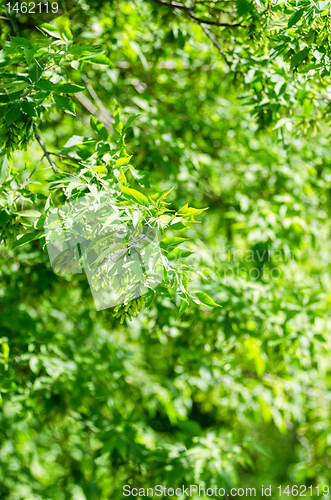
39,23,62,38
90,116,108,141
116,156,132,168
160,237,189,249
16,210,42,217
125,114,140,129
195,292,221,308
0,156,10,184
120,184,149,206
89,54,112,65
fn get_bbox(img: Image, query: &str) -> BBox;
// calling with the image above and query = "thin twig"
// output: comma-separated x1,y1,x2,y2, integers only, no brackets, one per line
195,18,232,68
49,152,82,163
34,133,59,173
22,154,45,187
152,0,243,27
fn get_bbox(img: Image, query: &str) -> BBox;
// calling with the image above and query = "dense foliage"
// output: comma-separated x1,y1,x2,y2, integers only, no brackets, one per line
1,1,331,499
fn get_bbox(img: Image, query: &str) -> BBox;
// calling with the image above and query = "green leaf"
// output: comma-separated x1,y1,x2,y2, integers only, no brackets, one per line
130,168,150,188
39,23,62,39
160,237,189,249
16,210,42,217
10,36,34,49
36,79,54,91
291,48,310,68
90,116,108,141
119,184,149,206
116,156,132,168
288,8,305,28
177,419,202,435
0,210,10,226
63,22,73,41
53,94,76,116
87,54,111,65
0,95,9,103
236,0,253,17
178,298,189,317
12,232,41,249
5,103,20,125
63,136,88,148
24,49,36,65
21,101,36,117
119,168,127,185
55,83,85,93
8,82,28,94
29,60,44,82
0,156,10,185
0,56,25,68
195,292,221,308
46,173,78,183
177,204,208,217
125,114,140,129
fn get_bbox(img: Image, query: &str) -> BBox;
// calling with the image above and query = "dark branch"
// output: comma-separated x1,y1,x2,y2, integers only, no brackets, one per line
152,0,243,27
193,16,232,68
49,152,82,163
34,133,59,173
25,155,45,184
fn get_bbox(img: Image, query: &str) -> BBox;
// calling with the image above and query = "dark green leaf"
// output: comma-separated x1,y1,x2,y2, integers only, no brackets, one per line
55,83,85,93
29,60,44,82
10,36,34,49
24,48,36,66
21,101,36,117
291,48,310,68
36,79,55,91
288,8,305,28
5,104,20,125
236,0,253,17
12,232,41,249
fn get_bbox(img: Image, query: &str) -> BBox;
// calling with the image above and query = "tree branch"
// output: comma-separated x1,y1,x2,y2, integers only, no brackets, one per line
34,133,59,173
152,0,243,27
24,155,45,185
194,16,232,68
49,152,82,163
74,92,114,133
